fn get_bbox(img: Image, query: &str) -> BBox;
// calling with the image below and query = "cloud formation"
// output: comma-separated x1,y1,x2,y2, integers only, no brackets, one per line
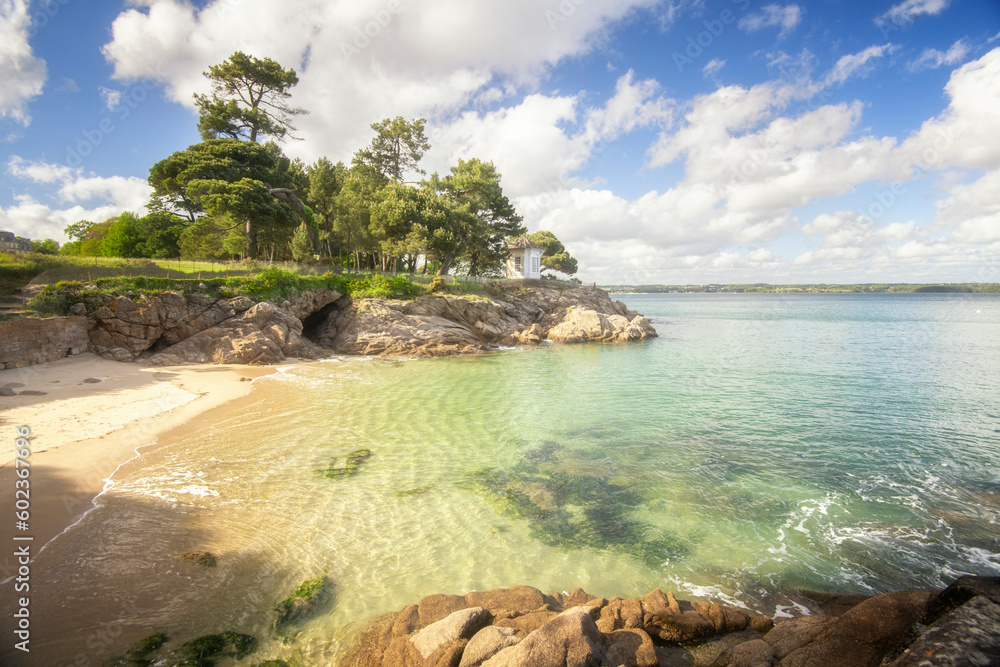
0,0,48,125
2,157,151,240
738,4,802,38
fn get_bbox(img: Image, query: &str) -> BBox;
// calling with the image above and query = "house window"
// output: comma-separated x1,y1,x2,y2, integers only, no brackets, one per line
514,256,523,272
531,256,540,275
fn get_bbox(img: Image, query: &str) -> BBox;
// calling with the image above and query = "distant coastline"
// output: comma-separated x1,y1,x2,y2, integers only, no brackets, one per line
604,282,1000,294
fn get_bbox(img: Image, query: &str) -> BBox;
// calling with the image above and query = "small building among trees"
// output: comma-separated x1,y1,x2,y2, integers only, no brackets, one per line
0,231,31,254
506,237,545,280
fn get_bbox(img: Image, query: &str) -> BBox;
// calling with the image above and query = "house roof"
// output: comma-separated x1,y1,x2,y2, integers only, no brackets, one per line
508,237,544,250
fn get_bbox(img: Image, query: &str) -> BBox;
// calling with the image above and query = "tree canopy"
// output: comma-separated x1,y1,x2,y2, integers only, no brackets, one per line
148,139,301,259
194,51,307,143
352,117,430,183
528,230,578,276
78,52,540,275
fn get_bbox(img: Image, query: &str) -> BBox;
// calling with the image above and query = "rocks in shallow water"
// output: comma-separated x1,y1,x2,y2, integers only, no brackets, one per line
275,575,330,627
318,449,373,480
473,449,689,568
346,586,773,667
345,577,1000,667
179,550,218,567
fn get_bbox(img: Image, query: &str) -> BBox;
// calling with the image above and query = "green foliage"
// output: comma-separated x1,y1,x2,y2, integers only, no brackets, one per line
290,223,315,263
102,212,145,258
149,139,301,259
64,220,96,242
240,266,303,300
528,230,578,276
194,51,307,143
179,216,231,260
30,238,60,255
352,116,430,182
429,158,526,277
349,274,420,299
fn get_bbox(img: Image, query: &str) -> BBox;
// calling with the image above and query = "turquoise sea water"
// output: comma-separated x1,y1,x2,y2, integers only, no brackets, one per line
26,293,1000,663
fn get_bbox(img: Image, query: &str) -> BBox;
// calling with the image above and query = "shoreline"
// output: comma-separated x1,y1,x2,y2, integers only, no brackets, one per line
0,354,281,555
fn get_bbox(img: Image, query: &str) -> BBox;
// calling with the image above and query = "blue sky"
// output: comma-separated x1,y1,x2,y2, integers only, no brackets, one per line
2,0,999,284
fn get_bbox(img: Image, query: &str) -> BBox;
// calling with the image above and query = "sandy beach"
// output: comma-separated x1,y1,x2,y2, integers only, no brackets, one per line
0,354,277,557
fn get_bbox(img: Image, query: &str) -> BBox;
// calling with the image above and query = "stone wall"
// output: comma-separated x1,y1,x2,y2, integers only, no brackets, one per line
0,317,90,369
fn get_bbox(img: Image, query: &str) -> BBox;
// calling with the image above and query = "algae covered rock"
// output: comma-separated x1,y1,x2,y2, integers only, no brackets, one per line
318,449,373,480
275,575,332,627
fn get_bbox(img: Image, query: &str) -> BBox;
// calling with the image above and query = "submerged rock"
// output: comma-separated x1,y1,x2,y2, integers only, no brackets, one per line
275,575,331,628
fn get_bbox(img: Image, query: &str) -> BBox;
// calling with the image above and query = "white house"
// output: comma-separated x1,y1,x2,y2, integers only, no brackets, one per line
506,237,545,280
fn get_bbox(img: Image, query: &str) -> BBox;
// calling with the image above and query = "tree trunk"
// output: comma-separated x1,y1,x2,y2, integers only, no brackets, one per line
437,252,455,276
245,219,256,260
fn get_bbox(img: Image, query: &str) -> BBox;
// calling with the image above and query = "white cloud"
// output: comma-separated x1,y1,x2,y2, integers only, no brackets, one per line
2,157,152,240
99,87,125,111
703,58,726,78
908,39,970,72
894,48,1000,174
101,0,660,165
935,169,1000,243
82,2,1000,284
426,71,671,198
55,78,80,93
0,0,48,125
738,5,802,38
878,0,950,26
825,44,897,86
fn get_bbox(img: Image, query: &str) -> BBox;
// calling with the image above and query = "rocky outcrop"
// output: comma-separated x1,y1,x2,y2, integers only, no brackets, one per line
147,302,326,365
344,577,1000,667
319,286,657,357
71,284,655,365
0,315,89,369
343,585,771,667
83,290,340,365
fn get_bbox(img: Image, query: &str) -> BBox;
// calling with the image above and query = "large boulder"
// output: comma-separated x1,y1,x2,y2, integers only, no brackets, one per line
888,595,1000,666
149,302,326,365
481,609,606,667
546,308,656,344
410,607,493,659
459,626,522,667
777,590,931,667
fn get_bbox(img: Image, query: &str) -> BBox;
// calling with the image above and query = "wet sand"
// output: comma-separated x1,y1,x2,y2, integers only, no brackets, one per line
0,354,281,664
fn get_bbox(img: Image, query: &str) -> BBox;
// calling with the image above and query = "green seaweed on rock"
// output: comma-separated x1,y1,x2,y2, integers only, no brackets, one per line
473,444,690,568
102,632,170,667
175,631,256,666
275,575,331,629
317,449,373,480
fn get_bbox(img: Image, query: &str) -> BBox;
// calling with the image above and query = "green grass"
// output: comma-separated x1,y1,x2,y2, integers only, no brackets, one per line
25,268,433,316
